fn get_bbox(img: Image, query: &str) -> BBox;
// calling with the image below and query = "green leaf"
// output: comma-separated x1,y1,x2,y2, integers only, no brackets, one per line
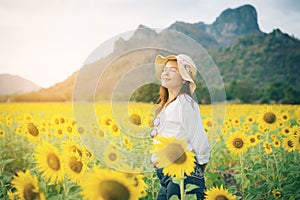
169,195,180,200
0,158,15,166
185,193,198,200
185,184,199,192
172,177,183,186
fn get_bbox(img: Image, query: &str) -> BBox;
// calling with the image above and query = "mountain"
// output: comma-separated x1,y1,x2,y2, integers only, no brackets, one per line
168,4,261,47
0,74,41,95
9,71,77,102
5,4,300,103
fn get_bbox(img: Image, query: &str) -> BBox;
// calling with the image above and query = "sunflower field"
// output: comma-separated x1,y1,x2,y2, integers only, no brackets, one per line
0,103,299,200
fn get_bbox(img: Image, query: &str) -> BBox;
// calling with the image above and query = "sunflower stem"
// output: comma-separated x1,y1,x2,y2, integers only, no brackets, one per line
239,154,244,198
180,177,185,200
63,176,69,198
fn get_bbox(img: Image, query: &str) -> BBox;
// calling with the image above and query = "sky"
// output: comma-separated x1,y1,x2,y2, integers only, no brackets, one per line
0,0,300,88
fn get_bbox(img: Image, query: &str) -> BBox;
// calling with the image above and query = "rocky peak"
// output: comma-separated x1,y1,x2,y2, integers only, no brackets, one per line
213,4,260,34
207,4,261,45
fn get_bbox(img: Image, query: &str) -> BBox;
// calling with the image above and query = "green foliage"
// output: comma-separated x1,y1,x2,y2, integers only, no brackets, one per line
130,83,160,103
210,30,300,104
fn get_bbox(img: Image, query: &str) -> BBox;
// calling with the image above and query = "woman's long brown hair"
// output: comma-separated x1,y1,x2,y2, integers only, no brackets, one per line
155,81,192,115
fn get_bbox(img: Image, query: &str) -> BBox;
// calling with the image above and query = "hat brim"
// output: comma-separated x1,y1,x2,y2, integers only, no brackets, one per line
155,55,177,79
155,54,197,93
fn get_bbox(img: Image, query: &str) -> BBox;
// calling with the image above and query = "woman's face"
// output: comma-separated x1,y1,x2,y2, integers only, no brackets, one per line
160,60,184,91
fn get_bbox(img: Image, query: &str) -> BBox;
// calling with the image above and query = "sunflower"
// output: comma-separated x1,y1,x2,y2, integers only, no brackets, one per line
109,122,121,137
255,133,262,142
257,106,281,131
63,150,87,184
80,167,140,200
242,122,250,132
263,141,273,154
248,134,259,147
52,115,62,126
11,169,45,200
23,113,33,123
282,127,290,135
25,122,41,143
246,115,255,124
64,121,76,136
103,145,122,168
272,138,281,148
5,114,12,127
76,124,86,135
120,163,148,198
53,126,64,138
0,129,4,137
61,140,84,158
282,136,295,152
38,120,48,136
232,117,241,128
99,116,113,130
226,131,249,154
129,112,142,126
291,133,300,152
281,112,289,122
290,125,300,137
205,185,236,200
272,188,282,198
34,141,64,183
151,136,195,178
203,118,215,133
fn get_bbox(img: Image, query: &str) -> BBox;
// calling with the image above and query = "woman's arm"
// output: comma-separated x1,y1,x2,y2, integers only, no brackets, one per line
179,94,210,165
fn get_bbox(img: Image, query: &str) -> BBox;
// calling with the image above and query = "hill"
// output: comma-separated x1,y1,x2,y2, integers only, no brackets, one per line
0,74,41,98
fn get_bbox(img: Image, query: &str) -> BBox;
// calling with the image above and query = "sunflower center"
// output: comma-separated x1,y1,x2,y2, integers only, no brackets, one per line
130,114,141,125
250,138,256,143
105,119,112,126
57,129,63,135
263,112,276,124
284,129,290,134
78,127,85,134
99,180,130,200
23,183,39,200
274,191,282,197
232,138,244,149
215,195,229,200
109,153,117,161
166,144,187,164
27,123,39,137
287,140,294,148
265,143,271,150
54,118,59,125
69,156,83,174
99,130,104,137
206,121,212,127
47,153,61,171
112,125,119,132
67,126,73,133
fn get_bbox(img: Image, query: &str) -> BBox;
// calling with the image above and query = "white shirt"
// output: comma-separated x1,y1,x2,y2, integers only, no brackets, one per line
152,94,210,165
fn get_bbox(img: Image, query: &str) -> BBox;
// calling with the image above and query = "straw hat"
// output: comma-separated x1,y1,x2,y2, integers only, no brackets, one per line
155,54,197,93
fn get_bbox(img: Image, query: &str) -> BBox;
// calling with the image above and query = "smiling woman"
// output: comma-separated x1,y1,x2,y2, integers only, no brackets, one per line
151,54,210,200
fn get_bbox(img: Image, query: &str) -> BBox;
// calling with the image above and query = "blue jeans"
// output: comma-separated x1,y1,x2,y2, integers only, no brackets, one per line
155,163,206,200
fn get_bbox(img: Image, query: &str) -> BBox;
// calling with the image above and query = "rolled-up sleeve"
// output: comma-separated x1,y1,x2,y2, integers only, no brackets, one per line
179,94,210,165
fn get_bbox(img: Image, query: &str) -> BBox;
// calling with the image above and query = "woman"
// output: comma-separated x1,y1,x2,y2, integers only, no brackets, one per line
151,54,210,200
